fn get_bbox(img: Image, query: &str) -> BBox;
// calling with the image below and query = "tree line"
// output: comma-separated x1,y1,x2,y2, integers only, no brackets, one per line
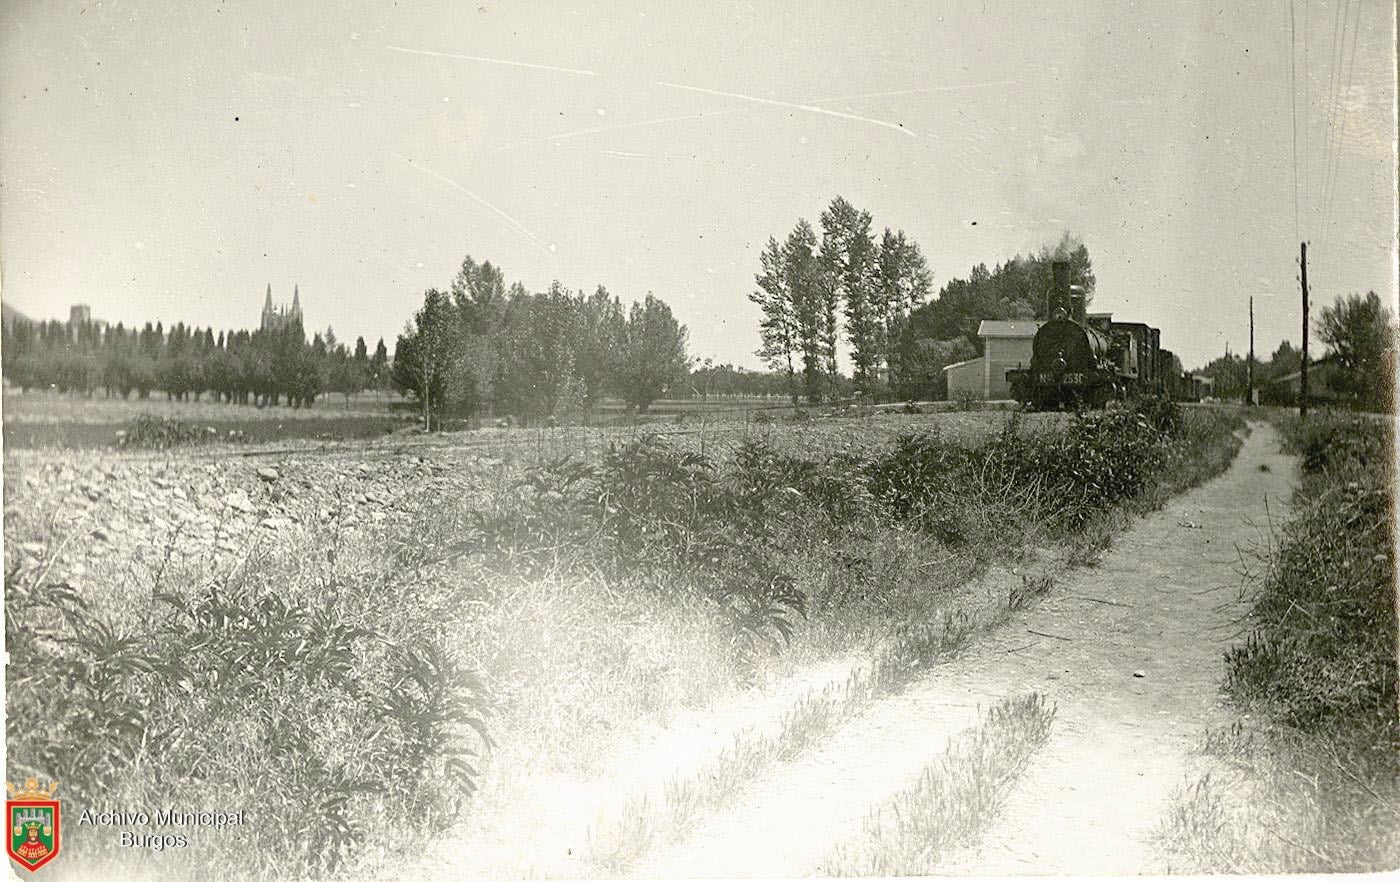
1197,290,1395,412
751,196,934,403
752,195,1096,403
0,276,785,424
1,317,390,408
391,255,692,427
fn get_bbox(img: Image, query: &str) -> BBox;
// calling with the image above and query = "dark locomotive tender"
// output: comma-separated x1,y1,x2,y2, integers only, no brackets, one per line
1006,260,1201,409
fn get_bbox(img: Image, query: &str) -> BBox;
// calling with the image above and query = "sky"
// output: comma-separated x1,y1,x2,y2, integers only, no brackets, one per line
1,0,1395,371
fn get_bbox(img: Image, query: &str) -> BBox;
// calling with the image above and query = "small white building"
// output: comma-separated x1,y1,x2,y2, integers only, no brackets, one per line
942,320,1043,399
944,357,983,398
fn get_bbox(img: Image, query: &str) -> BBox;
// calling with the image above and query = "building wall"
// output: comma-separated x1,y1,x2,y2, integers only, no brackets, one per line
945,358,984,398
984,337,1034,399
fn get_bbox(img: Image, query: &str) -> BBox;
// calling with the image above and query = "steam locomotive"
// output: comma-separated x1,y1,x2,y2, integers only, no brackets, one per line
1006,261,1203,409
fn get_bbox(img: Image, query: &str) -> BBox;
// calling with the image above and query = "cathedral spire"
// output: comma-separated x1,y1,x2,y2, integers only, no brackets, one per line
291,285,301,316
264,283,273,312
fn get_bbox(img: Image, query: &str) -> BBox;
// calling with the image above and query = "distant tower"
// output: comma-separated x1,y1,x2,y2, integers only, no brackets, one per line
260,284,305,333
69,304,91,326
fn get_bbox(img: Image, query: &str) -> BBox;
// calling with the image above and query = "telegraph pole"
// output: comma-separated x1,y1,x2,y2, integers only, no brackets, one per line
1247,296,1255,406
1300,241,1310,419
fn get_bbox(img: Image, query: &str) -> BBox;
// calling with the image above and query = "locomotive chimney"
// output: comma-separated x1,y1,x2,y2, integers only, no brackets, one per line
1069,284,1086,324
1051,260,1071,318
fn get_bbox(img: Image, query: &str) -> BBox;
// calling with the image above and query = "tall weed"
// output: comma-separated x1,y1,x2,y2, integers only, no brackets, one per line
5,533,491,879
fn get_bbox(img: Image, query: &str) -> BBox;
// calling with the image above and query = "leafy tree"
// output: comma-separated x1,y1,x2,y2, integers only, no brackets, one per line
784,219,835,403
1197,351,1248,400
495,282,580,421
326,343,368,408
907,234,1093,353
1317,290,1395,411
889,334,975,400
877,228,934,395
392,289,460,428
574,285,626,408
451,255,508,334
1264,340,1299,383
616,294,690,413
447,255,508,415
370,338,389,391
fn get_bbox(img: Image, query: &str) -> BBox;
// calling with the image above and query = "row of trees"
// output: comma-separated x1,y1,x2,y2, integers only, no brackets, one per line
751,197,934,402
683,360,806,400
1,317,390,408
750,196,1098,403
391,255,692,427
1197,290,1394,412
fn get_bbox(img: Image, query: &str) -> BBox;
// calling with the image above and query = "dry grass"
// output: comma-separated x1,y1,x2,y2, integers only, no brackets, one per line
821,692,1057,876
582,555,1062,875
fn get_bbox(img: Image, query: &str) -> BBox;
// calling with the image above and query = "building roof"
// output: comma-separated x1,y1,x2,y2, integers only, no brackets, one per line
942,357,982,373
1267,353,1341,385
977,320,1042,339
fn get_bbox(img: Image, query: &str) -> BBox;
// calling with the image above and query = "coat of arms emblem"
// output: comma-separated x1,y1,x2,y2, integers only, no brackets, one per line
6,778,60,872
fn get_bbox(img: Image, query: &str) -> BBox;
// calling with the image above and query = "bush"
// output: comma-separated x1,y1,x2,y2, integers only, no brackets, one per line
467,437,815,659
864,399,1198,547
5,535,491,878
1284,413,1388,477
118,414,209,449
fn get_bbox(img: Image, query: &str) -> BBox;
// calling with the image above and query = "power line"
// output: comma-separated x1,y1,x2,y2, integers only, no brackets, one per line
1288,0,1302,242
1317,0,1347,245
1315,0,1350,247
1303,0,1311,213
1320,0,1365,253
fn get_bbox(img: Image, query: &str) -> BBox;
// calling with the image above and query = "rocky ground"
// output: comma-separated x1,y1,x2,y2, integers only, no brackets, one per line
2,439,512,593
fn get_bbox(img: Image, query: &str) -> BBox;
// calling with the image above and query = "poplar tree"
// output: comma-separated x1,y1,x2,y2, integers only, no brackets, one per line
750,236,799,405
820,197,879,393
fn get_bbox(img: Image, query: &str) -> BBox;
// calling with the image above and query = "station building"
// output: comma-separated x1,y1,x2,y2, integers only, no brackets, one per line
943,320,1042,400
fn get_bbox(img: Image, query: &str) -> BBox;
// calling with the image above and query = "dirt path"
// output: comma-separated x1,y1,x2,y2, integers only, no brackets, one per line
631,421,1295,878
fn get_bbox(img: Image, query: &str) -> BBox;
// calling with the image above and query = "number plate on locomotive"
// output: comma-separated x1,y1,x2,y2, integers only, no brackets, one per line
1037,371,1085,385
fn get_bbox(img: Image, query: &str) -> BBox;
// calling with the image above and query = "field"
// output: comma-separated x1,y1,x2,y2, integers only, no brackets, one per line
1,389,415,450
3,394,1252,880
0,387,1019,451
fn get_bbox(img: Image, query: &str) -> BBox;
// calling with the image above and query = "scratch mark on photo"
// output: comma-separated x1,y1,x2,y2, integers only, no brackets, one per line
384,45,597,78
386,151,549,253
657,81,919,139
